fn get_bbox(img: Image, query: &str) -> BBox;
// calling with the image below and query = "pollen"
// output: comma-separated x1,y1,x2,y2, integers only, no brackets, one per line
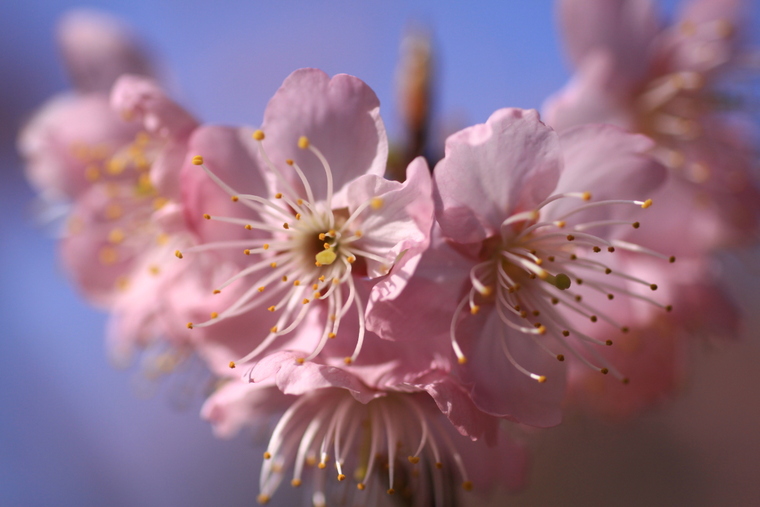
203,214,211,220
582,191,592,201
641,199,653,209
244,249,251,255
537,375,547,383
186,322,194,329
357,484,366,491
231,195,239,202
256,494,270,505
328,332,336,339
458,356,467,365
268,306,276,312
252,130,265,141
213,289,221,294
210,312,218,319
343,357,352,364
245,224,253,230
408,456,420,464
337,474,346,481
285,159,294,166
271,326,278,333
290,478,301,487
192,155,204,165
370,197,384,209
270,262,277,268
229,361,236,369
298,136,310,149
296,358,305,365
258,286,266,292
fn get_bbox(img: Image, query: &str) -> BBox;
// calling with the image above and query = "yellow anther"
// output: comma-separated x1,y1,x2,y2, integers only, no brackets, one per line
85,165,100,182
270,262,277,268
283,223,289,229
408,456,420,464
337,474,346,481
210,312,218,319
275,193,283,199
370,197,384,209
293,280,300,286
328,229,336,236
228,361,236,369
290,478,301,487
354,230,363,237
357,484,366,491
99,247,118,265
186,322,194,329
317,462,326,470
295,213,301,220
641,199,653,209
270,326,278,333
328,332,336,339
480,286,493,296
256,494,270,505
537,375,547,383
582,191,592,201
203,213,211,220
252,130,265,141
555,220,566,228
258,286,266,292
332,278,340,285
296,358,305,365
231,195,239,202
281,276,288,282
285,159,294,166
148,265,160,276
213,289,221,294
268,306,276,312
108,228,125,244
263,244,269,250
347,256,356,264
312,283,319,290
319,233,326,240
297,199,303,205
470,305,480,315
192,155,204,165
315,261,322,267
316,248,338,265
244,249,251,255
298,136,310,149
105,203,122,220
323,243,331,249
343,357,352,365
106,158,125,175
458,356,467,365
303,299,310,304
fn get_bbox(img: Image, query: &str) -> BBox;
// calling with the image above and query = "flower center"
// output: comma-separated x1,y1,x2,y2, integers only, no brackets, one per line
180,131,392,368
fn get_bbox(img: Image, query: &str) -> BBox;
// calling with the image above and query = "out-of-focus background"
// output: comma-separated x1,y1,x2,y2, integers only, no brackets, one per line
1,1,759,506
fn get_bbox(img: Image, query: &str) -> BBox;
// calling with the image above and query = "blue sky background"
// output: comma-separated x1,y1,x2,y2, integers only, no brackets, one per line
1,1,759,506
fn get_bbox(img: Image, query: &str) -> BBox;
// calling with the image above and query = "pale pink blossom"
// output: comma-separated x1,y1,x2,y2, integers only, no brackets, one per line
544,0,760,250
202,381,527,506
18,10,153,203
372,108,671,427
175,69,435,372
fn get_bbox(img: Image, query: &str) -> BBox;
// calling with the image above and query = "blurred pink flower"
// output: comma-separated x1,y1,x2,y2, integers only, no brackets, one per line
544,0,760,250
18,10,154,204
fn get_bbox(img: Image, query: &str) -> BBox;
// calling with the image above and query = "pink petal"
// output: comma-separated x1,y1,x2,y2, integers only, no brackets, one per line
434,108,562,244
18,93,139,201
56,9,152,93
557,0,663,89
259,68,388,200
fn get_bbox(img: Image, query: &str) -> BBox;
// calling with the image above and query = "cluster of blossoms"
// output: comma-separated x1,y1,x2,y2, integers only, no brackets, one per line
19,1,757,505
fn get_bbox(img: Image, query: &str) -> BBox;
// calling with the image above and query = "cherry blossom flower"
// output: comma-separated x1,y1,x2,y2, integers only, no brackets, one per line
176,69,434,370
371,108,671,427
202,380,526,506
18,9,153,205
544,0,760,250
